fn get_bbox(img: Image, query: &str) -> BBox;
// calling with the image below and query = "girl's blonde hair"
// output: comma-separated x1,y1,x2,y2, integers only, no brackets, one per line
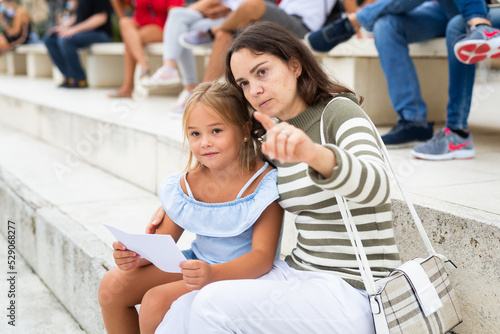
182,82,261,172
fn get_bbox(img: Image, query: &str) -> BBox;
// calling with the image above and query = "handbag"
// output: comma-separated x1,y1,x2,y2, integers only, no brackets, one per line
320,98,463,333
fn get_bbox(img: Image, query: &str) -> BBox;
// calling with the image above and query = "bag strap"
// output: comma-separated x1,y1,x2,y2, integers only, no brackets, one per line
320,97,438,257
319,98,444,295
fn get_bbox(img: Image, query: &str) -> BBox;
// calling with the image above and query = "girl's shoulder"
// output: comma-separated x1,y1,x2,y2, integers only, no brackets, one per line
158,165,279,237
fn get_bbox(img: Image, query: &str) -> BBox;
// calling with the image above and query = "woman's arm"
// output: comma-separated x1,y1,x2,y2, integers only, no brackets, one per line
145,206,166,234
309,98,390,206
0,8,29,36
254,99,389,207
180,201,284,290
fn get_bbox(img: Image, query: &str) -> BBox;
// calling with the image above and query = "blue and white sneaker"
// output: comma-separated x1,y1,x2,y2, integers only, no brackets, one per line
381,120,434,148
454,24,500,64
411,128,475,160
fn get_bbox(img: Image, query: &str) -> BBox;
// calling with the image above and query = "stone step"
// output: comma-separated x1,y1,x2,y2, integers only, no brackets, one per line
0,74,187,194
0,233,85,334
0,125,196,333
1,75,500,333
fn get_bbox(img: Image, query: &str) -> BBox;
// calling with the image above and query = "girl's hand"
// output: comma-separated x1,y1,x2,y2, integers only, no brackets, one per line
112,241,140,271
145,206,165,234
180,260,214,291
253,111,318,164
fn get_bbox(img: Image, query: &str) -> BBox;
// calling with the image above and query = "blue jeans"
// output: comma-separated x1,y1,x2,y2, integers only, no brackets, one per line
446,7,500,130
44,30,110,81
373,1,450,123
358,0,485,32
357,0,430,32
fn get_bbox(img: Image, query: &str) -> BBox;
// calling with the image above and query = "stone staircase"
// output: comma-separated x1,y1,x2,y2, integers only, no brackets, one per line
0,74,499,333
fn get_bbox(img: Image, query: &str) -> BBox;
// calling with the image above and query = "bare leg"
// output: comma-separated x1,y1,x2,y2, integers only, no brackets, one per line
0,35,12,51
120,19,163,70
139,280,191,334
211,0,267,34
203,30,233,82
112,48,136,97
111,22,164,97
98,265,182,334
348,13,361,31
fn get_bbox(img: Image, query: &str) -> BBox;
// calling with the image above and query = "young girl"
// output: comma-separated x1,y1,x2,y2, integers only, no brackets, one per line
98,81,283,334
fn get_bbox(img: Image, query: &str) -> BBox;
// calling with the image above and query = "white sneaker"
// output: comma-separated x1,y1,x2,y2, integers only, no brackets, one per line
171,89,193,114
141,66,181,87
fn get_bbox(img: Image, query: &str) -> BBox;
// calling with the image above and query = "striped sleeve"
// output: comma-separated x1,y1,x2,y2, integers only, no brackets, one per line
307,97,390,206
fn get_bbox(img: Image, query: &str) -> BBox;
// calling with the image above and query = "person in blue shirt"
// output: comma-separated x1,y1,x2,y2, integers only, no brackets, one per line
307,0,500,159
98,82,283,334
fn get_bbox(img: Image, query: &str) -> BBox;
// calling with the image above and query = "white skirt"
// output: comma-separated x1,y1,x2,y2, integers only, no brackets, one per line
156,260,375,334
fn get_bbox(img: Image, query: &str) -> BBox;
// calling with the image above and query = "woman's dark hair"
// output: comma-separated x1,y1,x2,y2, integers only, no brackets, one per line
225,21,361,108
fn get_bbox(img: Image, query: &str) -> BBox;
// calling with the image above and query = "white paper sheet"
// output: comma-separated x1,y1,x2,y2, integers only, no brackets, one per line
103,224,186,273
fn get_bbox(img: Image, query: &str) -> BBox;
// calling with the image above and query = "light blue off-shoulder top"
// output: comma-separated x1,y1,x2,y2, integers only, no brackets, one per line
158,162,279,264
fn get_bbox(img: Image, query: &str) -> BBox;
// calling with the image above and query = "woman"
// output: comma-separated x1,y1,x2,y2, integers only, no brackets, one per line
0,0,32,54
150,21,401,333
107,0,183,98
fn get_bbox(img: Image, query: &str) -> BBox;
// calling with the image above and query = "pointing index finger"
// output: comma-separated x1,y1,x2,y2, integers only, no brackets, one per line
253,111,275,131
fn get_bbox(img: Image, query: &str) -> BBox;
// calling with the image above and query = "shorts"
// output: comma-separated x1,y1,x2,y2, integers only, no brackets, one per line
181,249,198,260
3,29,30,47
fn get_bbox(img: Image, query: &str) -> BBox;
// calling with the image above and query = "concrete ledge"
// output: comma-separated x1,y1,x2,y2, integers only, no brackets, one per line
1,123,499,333
0,80,187,193
0,53,7,72
0,125,195,333
5,51,27,76
391,196,500,334
326,37,447,57
320,37,448,125
0,234,85,333
0,170,109,334
1,74,499,333
87,43,124,87
15,44,53,78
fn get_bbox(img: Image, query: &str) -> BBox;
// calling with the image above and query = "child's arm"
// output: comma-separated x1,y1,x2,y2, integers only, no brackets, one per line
180,200,284,290
113,210,185,271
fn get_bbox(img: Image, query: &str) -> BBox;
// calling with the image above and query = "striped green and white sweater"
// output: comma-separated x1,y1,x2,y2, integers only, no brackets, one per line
276,96,401,289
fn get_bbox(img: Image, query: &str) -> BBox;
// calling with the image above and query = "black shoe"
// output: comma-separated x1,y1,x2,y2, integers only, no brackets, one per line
381,120,434,147
306,17,356,52
58,78,70,88
66,79,88,88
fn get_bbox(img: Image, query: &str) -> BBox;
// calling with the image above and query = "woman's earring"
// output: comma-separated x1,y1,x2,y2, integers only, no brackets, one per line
243,137,248,142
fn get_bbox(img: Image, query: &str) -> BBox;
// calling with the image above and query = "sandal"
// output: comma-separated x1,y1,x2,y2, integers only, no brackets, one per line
107,90,132,98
